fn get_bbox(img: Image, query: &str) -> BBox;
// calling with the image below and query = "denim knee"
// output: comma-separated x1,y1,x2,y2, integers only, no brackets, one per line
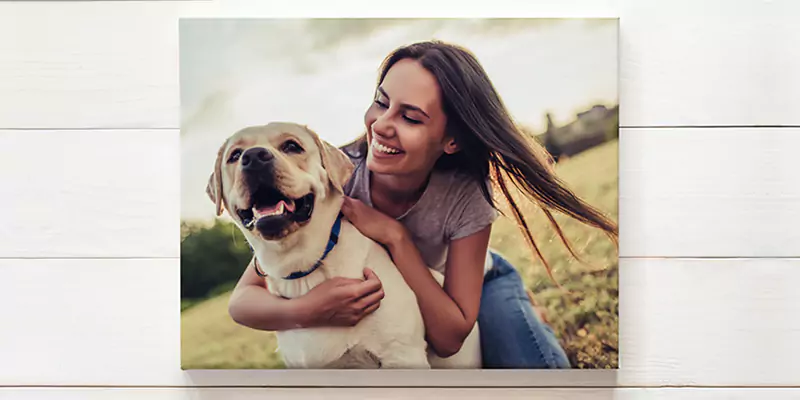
486,250,515,279
479,250,571,369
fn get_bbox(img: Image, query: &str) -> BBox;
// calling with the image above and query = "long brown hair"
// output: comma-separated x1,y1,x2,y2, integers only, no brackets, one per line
344,40,618,283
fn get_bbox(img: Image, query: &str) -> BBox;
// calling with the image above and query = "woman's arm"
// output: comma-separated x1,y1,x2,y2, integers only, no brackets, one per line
228,257,386,331
387,225,490,357
227,258,307,331
342,196,490,357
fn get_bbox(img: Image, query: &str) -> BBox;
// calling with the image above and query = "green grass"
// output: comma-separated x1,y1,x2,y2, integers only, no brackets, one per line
490,139,618,369
181,290,285,369
181,139,618,369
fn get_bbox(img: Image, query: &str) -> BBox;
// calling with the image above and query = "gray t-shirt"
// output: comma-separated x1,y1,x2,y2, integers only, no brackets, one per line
342,150,499,275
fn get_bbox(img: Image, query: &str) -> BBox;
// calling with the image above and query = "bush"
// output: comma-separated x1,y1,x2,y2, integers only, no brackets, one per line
180,219,254,300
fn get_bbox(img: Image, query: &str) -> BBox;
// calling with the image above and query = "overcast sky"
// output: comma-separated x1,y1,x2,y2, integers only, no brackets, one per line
180,18,618,222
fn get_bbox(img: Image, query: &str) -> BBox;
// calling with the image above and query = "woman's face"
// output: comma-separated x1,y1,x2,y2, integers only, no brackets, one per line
363,58,455,177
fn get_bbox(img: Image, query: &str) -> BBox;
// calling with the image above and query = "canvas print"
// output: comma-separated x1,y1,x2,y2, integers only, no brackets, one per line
180,18,619,370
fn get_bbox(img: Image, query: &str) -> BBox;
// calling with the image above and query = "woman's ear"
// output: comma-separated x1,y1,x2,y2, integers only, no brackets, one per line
443,137,460,155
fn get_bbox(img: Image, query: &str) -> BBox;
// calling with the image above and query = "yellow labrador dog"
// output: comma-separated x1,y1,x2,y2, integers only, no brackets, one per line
206,122,481,369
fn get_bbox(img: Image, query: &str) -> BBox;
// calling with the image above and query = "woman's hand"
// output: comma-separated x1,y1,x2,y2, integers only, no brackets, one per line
341,196,407,246
300,267,385,327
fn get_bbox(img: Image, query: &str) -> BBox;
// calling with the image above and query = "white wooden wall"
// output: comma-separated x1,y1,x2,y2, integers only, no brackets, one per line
1,0,798,399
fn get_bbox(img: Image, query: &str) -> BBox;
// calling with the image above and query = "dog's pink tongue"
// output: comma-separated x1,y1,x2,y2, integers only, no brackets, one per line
255,200,294,216
256,201,283,215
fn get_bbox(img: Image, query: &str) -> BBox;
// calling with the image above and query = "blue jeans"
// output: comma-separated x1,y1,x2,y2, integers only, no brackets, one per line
478,251,571,368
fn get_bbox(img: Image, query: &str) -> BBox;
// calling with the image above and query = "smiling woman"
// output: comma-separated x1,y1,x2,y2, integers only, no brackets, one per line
180,18,619,371
327,40,618,367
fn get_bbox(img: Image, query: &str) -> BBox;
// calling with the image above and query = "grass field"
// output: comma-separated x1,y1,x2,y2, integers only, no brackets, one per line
181,138,618,369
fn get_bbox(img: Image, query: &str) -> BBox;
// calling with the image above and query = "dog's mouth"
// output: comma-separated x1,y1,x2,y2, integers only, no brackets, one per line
237,185,315,234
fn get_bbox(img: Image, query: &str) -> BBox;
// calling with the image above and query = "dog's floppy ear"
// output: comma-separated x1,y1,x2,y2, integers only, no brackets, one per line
309,127,354,194
206,139,227,216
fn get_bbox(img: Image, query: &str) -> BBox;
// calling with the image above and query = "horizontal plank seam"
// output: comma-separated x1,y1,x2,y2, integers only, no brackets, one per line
0,127,177,132
2,385,800,389
1,125,799,132
2,256,799,261
619,256,800,260
621,125,800,129
0,0,203,3
0,256,178,260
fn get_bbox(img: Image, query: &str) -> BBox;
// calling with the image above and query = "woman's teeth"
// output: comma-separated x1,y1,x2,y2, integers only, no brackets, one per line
371,139,401,154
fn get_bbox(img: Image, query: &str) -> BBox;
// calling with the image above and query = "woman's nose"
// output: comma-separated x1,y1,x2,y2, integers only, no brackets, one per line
371,112,395,138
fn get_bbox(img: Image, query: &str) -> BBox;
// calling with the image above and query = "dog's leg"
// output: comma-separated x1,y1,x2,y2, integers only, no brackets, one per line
375,343,431,369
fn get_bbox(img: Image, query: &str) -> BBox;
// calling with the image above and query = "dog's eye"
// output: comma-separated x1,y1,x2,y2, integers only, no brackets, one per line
228,149,242,163
281,140,304,154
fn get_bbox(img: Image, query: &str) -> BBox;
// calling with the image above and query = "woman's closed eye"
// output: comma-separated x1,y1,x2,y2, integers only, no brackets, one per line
374,99,388,109
374,100,422,124
403,115,422,124
374,87,426,125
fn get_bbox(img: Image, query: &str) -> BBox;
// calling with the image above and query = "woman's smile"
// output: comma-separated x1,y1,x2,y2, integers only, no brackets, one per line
370,137,405,158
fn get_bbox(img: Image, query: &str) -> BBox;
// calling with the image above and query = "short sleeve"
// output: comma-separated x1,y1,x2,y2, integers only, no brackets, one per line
448,177,500,240
339,147,365,199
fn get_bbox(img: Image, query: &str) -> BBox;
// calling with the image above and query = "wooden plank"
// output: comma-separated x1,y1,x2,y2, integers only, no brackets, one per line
618,0,800,127
1,1,798,128
0,1,215,129
0,130,179,258
3,128,799,258
1,258,798,386
2,388,800,400
618,258,800,386
619,127,800,257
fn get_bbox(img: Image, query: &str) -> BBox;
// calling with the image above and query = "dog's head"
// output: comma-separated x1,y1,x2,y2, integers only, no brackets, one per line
206,122,354,241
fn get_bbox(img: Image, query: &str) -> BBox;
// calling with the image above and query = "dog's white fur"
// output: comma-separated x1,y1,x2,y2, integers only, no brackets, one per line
207,122,481,369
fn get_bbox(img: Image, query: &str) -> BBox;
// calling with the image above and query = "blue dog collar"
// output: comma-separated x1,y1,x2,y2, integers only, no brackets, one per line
253,213,344,280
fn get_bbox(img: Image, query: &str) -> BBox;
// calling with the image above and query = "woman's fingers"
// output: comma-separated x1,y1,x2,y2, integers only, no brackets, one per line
360,301,381,319
351,268,382,299
363,267,382,283
330,276,363,287
341,197,356,221
353,287,385,311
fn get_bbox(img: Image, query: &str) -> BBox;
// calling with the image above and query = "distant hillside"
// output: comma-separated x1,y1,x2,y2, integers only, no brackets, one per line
530,104,619,162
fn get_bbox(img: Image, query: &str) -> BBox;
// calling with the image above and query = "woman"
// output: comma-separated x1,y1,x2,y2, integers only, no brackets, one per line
227,40,618,368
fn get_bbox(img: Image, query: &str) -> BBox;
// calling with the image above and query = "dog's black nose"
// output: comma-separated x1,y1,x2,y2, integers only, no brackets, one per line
241,147,274,171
